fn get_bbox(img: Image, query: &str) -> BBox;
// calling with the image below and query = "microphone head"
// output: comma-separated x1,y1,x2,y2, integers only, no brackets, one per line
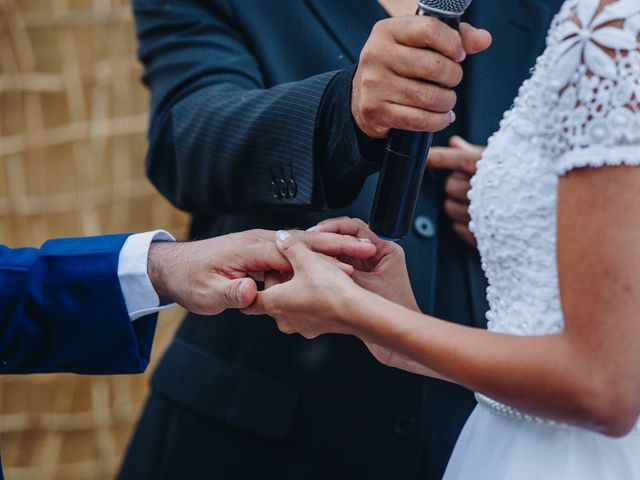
417,0,472,17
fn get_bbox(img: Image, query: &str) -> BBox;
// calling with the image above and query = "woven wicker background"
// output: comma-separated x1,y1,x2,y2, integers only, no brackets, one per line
0,0,189,478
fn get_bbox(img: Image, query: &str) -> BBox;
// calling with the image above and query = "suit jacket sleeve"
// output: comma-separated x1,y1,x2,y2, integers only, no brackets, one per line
0,234,157,375
133,0,377,214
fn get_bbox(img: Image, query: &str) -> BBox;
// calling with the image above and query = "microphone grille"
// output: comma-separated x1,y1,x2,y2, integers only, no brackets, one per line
417,0,472,16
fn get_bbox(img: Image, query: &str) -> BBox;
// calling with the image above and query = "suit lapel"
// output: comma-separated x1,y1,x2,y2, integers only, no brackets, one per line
303,0,386,63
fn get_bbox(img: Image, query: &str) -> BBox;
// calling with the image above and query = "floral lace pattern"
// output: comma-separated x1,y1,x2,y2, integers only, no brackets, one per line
468,0,640,337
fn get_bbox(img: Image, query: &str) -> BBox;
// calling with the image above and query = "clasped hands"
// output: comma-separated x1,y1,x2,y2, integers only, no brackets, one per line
147,218,411,334
147,218,437,375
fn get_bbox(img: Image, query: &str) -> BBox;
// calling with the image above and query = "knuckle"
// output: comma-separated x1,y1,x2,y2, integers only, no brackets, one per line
360,95,378,116
223,286,236,306
392,243,406,260
371,19,387,36
411,112,440,132
449,64,464,87
362,46,382,67
464,157,477,173
446,90,458,110
353,218,368,229
444,200,456,217
445,179,457,197
423,86,439,109
277,320,294,335
422,16,441,40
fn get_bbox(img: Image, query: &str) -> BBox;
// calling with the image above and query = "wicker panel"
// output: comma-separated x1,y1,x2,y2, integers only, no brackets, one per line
0,0,189,478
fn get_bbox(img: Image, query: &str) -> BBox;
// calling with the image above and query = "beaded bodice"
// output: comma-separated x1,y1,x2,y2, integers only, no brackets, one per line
468,0,640,337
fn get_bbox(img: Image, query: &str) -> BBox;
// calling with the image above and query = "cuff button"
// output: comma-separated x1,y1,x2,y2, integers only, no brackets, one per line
272,181,281,199
287,179,298,198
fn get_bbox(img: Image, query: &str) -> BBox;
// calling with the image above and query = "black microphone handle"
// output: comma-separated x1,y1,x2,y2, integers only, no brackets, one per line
369,130,433,240
369,14,461,240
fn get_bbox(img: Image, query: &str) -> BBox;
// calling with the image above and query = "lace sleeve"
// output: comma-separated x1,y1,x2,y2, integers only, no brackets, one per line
552,0,640,176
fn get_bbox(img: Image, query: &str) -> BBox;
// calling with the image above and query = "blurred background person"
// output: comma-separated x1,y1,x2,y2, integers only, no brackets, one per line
119,1,562,480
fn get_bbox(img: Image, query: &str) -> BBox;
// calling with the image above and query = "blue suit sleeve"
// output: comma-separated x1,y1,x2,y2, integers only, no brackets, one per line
0,234,157,375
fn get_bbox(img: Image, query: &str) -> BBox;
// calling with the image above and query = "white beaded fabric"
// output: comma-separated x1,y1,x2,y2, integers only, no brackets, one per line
470,0,640,339
444,1,640,478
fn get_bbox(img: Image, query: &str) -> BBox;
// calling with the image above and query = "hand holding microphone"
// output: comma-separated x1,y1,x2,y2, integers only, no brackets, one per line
352,15,466,139
351,2,491,239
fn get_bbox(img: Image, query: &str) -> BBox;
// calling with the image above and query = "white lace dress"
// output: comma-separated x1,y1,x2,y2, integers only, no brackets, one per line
443,0,640,478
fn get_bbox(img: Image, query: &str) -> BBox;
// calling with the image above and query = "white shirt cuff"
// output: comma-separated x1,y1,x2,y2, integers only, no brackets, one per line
118,230,177,321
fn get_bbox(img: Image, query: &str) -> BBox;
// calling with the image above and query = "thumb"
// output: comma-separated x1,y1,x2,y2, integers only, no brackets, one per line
275,230,311,271
459,23,492,55
223,277,258,310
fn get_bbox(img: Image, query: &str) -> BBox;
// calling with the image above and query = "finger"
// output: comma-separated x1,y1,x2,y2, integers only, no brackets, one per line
275,230,320,271
385,76,457,114
315,217,396,266
241,290,270,316
459,23,492,55
315,217,375,241
388,16,466,62
428,147,467,171
445,173,472,204
380,102,456,133
452,223,477,247
334,259,355,275
427,145,478,174
449,135,486,170
293,231,376,259
444,199,471,224
233,230,291,273
391,46,464,88
222,277,258,310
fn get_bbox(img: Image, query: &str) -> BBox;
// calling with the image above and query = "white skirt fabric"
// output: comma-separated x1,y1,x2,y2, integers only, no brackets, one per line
444,405,640,480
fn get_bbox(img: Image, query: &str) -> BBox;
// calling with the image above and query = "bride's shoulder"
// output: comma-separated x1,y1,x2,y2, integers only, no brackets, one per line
537,0,640,175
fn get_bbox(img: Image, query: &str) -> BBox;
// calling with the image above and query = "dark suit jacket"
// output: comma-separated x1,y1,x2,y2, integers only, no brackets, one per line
121,1,563,479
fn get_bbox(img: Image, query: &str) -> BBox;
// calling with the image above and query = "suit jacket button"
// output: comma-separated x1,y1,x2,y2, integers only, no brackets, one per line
278,179,289,198
394,414,417,436
287,179,298,198
414,215,436,239
272,181,281,199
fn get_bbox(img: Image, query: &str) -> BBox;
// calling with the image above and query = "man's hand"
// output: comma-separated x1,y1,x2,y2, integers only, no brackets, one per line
352,19,492,138
428,136,484,246
147,229,377,316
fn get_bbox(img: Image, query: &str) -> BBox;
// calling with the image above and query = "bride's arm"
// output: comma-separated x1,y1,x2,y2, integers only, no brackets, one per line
357,165,640,438
247,164,640,438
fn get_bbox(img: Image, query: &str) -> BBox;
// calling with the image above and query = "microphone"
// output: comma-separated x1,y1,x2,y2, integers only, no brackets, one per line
369,0,473,240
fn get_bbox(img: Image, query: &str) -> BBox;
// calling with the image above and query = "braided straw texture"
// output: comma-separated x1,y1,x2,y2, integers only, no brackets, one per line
0,0,188,478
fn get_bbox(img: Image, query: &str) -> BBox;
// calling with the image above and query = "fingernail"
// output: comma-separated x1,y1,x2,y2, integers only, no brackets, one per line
306,225,319,232
457,51,466,62
358,238,373,244
276,230,292,242
237,280,246,301
449,111,456,124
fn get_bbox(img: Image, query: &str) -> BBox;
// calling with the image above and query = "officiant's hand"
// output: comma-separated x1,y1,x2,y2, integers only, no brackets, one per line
148,229,377,316
428,136,484,247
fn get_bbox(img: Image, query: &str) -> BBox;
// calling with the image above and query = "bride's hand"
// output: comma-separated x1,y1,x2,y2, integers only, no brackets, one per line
243,231,375,339
313,217,420,312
